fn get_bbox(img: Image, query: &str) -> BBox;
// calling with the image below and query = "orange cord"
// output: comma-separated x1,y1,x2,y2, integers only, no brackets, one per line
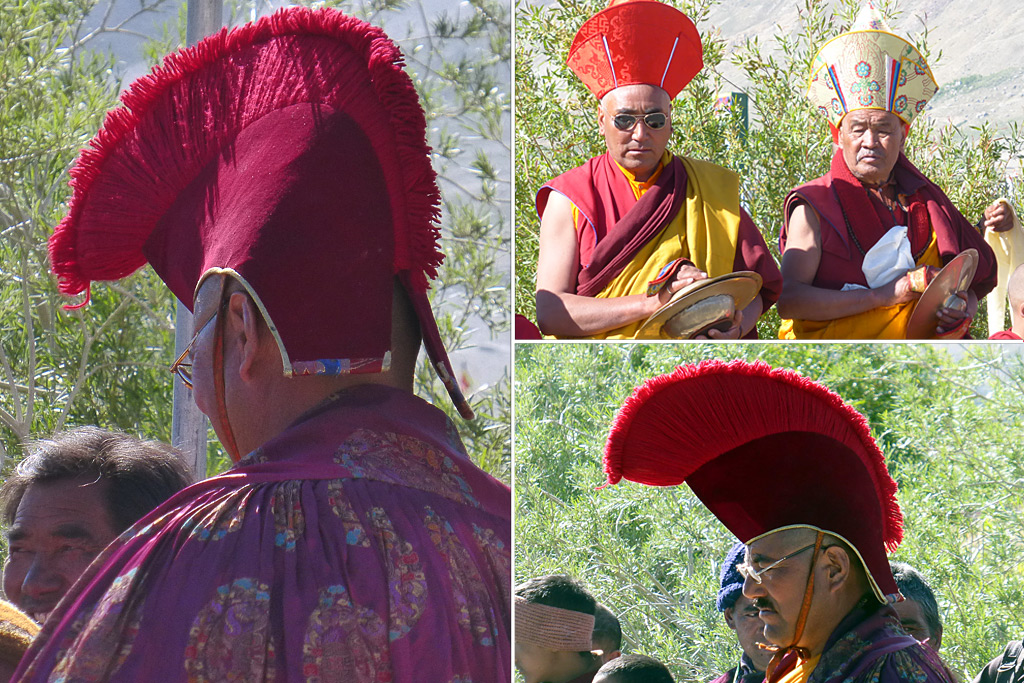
212,279,241,461
765,531,824,683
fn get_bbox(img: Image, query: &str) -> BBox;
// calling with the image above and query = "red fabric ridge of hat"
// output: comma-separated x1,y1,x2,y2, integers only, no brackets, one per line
604,359,903,599
567,0,703,100
48,7,472,418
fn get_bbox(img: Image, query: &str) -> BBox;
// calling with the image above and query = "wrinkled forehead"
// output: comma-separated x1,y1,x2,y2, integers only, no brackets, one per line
11,476,112,530
841,108,904,131
745,526,817,559
602,84,671,112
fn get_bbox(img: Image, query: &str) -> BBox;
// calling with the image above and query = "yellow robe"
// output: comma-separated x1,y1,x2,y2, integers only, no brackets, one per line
779,233,941,339
576,152,742,339
775,654,822,683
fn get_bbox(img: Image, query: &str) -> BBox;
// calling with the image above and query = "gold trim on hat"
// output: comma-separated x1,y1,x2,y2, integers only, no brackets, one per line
745,524,895,604
195,268,392,378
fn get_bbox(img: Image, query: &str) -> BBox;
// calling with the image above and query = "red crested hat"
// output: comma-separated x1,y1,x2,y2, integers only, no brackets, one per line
604,359,902,601
567,0,703,100
48,7,472,419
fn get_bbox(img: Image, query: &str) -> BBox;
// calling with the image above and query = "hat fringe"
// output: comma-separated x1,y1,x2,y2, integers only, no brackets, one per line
604,359,903,551
49,6,443,298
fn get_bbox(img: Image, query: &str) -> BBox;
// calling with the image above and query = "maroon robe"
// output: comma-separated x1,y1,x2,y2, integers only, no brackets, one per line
537,153,782,312
781,151,996,299
15,385,511,682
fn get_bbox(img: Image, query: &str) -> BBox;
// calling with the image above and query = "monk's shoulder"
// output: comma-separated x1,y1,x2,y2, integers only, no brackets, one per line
546,154,606,187
676,155,739,186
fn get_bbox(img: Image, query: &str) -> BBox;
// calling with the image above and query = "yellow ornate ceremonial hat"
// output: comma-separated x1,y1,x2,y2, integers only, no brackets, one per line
807,2,938,127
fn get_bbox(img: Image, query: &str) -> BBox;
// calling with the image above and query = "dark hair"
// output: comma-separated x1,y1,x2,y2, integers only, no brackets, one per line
594,603,622,653
515,575,597,661
890,561,941,636
596,654,675,683
515,574,597,615
0,426,194,533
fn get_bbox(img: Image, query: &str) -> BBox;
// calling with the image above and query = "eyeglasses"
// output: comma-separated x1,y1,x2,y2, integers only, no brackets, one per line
736,543,817,585
169,308,220,389
607,110,670,131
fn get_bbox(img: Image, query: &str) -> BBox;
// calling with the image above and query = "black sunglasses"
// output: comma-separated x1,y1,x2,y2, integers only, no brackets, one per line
609,111,669,131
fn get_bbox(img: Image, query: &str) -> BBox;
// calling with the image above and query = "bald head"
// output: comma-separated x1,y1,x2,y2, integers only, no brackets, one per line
189,273,422,458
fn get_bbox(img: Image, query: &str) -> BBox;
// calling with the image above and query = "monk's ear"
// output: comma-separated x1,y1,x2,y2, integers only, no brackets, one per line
821,545,852,591
230,292,263,381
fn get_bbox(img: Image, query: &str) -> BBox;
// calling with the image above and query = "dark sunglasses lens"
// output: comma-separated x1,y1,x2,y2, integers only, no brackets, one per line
612,114,637,131
612,113,667,130
645,113,667,129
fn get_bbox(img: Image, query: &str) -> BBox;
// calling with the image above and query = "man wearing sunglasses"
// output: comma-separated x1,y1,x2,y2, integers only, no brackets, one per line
533,0,781,340
16,7,511,682
776,3,999,339
604,359,956,683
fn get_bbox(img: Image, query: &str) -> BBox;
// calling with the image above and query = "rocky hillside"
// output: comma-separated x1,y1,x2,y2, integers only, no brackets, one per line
705,0,1024,133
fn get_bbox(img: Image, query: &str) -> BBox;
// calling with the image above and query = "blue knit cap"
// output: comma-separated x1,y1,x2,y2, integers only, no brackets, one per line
716,540,747,612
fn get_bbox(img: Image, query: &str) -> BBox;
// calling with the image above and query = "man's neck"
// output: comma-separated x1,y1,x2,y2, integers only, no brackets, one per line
613,151,667,185
234,374,412,456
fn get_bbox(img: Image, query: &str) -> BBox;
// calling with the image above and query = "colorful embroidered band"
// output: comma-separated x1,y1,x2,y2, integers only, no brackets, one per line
807,2,937,127
514,597,595,652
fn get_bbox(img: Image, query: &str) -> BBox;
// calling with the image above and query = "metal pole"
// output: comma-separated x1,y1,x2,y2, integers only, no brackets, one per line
172,0,224,478
186,0,224,47
171,301,208,478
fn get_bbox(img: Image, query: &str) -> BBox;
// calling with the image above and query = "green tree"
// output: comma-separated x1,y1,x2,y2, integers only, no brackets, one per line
514,0,1024,339
1,0,511,483
0,0,177,469
515,343,1024,681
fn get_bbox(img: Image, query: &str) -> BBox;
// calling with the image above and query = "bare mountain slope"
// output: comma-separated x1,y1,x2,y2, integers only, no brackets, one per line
706,0,1024,132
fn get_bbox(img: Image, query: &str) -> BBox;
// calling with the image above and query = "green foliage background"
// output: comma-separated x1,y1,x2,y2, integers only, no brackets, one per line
514,0,1024,339
516,343,1024,682
0,0,510,482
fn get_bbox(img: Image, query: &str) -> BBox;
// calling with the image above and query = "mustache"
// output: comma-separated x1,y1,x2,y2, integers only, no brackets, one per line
752,598,776,611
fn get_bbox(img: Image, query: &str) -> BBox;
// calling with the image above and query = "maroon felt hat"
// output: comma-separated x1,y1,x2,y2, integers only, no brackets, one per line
604,359,903,602
48,7,471,418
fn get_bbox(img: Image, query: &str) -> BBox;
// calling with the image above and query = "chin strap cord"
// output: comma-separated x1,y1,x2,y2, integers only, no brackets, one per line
765,531,824,683
213,281,241,462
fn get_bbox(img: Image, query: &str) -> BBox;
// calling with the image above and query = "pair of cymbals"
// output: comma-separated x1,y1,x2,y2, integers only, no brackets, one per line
637,271,763,339
905,249,978,339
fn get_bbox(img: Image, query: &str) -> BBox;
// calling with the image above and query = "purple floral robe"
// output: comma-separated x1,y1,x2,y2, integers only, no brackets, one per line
808,601,955,683
14,385,511,682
